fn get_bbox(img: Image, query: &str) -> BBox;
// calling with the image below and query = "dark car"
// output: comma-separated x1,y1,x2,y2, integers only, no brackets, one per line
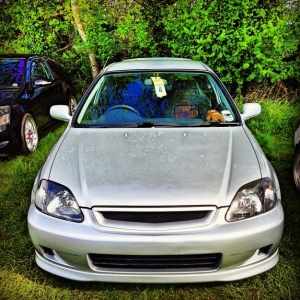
0,54,77,157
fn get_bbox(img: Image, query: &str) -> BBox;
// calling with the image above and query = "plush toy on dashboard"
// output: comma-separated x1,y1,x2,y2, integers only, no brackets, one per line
206,109,225,122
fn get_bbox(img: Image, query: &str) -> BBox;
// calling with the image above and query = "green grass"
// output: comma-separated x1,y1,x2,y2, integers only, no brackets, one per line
1,100,300,300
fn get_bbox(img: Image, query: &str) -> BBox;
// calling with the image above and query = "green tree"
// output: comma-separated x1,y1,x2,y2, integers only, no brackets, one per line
0,0,299,94
71,0,99,77
162,0,300,94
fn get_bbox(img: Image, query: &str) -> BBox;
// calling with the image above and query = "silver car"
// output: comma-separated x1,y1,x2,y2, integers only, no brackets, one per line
27,58,284,283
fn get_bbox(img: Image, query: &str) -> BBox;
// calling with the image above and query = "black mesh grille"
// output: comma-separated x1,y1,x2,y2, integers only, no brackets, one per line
89,253,222,271
101,211,207,223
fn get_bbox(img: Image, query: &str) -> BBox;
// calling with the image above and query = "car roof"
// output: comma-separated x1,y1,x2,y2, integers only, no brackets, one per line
103,58,212,73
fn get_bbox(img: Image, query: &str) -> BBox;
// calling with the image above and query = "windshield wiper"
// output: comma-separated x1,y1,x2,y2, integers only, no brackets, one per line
91,123,141,128
92,122,187,128
187,121,240,127
90,121,240,128
138,121,240,127
137,122,186,128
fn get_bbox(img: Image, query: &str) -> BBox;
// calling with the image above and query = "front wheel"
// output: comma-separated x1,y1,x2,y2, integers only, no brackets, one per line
293,145,300,192
21,113,38,154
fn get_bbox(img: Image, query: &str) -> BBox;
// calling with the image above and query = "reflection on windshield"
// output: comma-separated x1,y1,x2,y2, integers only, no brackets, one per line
0,59,25,88
77,72,237,127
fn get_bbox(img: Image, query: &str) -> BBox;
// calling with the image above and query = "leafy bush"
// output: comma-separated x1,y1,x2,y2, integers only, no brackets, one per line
162,0,300,94
242,99,300,160
0,0,299,95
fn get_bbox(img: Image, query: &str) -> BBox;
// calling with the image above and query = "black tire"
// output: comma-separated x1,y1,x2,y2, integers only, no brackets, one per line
21,113,38,154
293,145,300,192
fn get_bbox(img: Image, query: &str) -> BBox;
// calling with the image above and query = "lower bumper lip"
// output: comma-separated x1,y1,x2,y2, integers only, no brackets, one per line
0,140,10,156
34,249,280,283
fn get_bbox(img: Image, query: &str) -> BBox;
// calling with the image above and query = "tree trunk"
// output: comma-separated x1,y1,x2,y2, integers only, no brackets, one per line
71,0,99,78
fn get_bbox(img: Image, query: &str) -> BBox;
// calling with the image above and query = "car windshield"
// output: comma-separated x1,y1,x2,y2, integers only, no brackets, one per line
76,72,238,127
0,58,25,88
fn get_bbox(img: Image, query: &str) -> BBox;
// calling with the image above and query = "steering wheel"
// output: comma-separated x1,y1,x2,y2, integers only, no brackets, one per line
106,105,140,115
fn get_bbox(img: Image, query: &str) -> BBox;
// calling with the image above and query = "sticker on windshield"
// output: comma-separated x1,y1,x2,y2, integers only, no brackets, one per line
151,77,167,98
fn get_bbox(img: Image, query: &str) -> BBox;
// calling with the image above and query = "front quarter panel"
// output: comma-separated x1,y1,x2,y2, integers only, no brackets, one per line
241,124,281,201
38,125,71,181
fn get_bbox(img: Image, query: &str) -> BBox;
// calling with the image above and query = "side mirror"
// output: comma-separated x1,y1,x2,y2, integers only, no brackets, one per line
34,78,52,87
50,105,71,122
241,103,261,121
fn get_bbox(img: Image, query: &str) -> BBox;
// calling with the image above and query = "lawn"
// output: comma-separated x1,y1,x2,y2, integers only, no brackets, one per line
0,99,300,300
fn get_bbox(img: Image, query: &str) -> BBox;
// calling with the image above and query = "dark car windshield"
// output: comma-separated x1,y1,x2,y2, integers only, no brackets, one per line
0,58,25,88
76,72,238,127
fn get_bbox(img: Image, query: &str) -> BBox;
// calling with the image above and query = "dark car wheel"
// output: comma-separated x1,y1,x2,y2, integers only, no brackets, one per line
293,145,300,192
69,94,77,115
21,113,39,154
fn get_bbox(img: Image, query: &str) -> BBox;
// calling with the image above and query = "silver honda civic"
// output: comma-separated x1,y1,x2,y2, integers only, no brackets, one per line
27,58,284,283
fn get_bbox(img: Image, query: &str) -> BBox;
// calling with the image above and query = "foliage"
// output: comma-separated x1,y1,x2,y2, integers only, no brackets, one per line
162,0,300,94
0,0,299,95
1,98,300,299
241,98,300,161
0,0,89,89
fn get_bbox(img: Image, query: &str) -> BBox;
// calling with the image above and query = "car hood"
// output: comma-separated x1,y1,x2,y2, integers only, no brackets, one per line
49,127,261,208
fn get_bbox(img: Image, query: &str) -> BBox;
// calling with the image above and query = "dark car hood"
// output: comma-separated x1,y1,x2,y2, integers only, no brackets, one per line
48,127,262,208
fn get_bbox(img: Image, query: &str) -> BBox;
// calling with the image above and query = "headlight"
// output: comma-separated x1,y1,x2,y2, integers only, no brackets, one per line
226,178,277,222
0,106,10,132
35,180,84,222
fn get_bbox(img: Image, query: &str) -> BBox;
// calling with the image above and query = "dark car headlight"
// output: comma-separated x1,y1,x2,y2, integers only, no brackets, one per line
35,180,84,222
226,178,277,222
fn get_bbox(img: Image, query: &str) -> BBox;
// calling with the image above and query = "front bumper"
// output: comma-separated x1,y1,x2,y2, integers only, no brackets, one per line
27,203,284,283
0,140,10,156
0,130,11,156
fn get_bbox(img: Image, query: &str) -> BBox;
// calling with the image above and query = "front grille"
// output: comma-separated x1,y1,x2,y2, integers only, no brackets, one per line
89,253,221,271
101,211,207,223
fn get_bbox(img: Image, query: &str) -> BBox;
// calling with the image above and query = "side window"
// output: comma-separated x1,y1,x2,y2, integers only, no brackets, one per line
30,60,53,81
